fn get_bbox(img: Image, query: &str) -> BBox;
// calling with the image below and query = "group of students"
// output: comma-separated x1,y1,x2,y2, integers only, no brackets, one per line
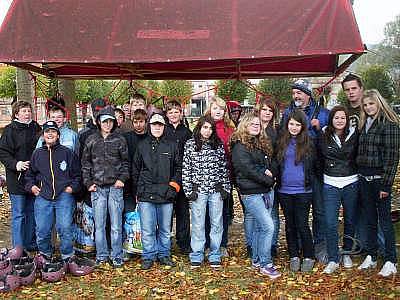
0,74,398,280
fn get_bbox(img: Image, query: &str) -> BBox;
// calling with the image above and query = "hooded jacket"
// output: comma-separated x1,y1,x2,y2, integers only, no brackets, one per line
81,106,129,188
25,142,81,200
131,132,182,204
0,120,41,194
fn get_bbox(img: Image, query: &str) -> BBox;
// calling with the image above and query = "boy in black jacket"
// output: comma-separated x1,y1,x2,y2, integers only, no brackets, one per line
25,121,81,261
81,106,129,268
132,113,182,270
164,100,192,254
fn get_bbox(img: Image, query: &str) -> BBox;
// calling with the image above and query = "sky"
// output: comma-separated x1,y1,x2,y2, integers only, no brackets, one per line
0,0,399,45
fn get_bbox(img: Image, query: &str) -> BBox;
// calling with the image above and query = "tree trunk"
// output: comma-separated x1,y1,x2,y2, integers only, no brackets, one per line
59,79,77,130
16,68,34,103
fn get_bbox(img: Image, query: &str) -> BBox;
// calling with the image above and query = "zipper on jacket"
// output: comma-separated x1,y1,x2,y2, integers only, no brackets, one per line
49,148,56,199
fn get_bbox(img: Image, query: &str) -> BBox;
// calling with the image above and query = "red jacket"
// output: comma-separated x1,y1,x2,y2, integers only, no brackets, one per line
215,119,235,179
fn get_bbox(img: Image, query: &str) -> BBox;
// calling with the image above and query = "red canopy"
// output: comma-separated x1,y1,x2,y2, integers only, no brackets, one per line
0,0,364,79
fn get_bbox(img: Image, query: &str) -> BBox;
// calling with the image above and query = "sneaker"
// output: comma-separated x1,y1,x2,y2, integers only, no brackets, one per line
342,255,353,268
141,259,154,270
111,258,123,268
315,242,328,264
323,261,339,274
95,258,108,268
251,261,261,269
260,265,281,279
158,257,176,267
190,261,201,269
358,255,377,270
290,257,301,272
378,261,397,277
210,261,221,268
220,247,229,258
122,251,132,262
301,258,315,272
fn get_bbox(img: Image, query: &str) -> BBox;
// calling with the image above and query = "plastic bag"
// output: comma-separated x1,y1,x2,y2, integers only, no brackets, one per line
73,202,96,254
123,210,143,254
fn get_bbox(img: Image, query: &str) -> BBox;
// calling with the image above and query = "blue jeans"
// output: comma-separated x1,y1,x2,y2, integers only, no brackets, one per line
10,193,36,250
138,201,173,261
91,186,124,260
312,178,326,245
360,178,397,263
190,193,223,263
34,192,75,259
243,191,278,253
323,182,358,263
242,194,274,267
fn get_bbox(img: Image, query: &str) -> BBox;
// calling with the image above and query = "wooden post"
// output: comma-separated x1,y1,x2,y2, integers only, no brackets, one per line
59,79,77,130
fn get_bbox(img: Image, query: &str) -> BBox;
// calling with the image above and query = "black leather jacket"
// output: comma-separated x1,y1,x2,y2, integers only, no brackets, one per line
317,127,358,177
231,142,274,195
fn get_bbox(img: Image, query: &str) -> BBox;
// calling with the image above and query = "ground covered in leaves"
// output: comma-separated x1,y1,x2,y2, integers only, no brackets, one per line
0,162,399,299
0,195,398,299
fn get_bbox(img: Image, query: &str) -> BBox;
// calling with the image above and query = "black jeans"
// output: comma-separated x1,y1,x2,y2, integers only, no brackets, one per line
279,192,314,259
174,190,191,251
360,177,397,263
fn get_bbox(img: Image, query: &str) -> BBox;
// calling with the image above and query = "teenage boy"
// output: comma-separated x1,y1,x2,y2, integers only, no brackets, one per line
341,73,363,128
132,113,182,270
132,109,147,135
25,120,81,262
121,109,148,261
130,93,147,113
36,105,79,154
81,106,129,268
123,109,148,209
164,100,192,254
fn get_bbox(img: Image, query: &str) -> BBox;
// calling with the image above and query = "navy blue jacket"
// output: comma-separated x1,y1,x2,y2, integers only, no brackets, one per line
25,142,81,201
282,99,329,139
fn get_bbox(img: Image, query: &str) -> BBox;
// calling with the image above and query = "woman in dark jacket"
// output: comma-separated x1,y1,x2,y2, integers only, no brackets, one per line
356,90,400,277
317,106,359,274
255,97,279,257
231,112,280,279
0,101,41,251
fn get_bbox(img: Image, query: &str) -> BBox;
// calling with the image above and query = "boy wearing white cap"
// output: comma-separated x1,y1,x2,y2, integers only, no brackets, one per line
81,106,129,268
132,112,182,270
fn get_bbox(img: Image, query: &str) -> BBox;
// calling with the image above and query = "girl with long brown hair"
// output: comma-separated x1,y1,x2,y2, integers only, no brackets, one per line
275,109,316,272
317,105,359,274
